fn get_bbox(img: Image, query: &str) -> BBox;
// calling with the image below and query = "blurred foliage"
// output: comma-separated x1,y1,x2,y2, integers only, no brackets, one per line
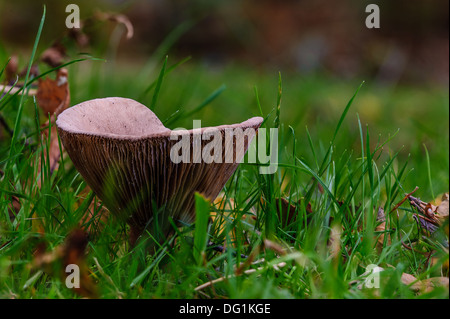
0,0,448,85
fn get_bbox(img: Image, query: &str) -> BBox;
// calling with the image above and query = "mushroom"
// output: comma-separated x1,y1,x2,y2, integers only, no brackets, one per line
56,97,263,246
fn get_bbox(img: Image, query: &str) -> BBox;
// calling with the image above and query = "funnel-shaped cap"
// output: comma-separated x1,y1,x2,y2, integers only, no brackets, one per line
56,97,263,243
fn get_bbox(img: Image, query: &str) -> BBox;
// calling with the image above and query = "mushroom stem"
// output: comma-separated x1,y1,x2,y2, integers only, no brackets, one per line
129,225,142,248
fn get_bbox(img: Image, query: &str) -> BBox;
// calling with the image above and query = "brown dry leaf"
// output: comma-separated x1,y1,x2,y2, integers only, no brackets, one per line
36,68,70,116
400,272,419,286
41,123,62,175
401,273,449,294
95,11,134,39
436,193,449,220
36,68,71,187
356,267,449,295
32,229,99,298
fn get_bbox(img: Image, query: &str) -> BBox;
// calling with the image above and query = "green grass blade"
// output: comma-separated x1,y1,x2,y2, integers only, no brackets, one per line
274,72,282,129
8,6,45,160
183,84,227,119
165,84,227,126
140,56,191,100
193,192,211,266
423,144,435,199
150,55,168,111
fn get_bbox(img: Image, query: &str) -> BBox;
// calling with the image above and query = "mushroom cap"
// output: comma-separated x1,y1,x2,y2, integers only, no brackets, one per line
56,97,263,240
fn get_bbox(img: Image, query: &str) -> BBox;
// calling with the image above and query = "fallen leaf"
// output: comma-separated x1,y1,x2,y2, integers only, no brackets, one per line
402,273,449,294
36,68,70,116
400,272,419,286
436,193,449,219
354,266,449,295
41,123,62,175
36,68,71,186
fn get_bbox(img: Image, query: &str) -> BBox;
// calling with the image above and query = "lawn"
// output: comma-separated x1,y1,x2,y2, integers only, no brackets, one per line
0,10,448,299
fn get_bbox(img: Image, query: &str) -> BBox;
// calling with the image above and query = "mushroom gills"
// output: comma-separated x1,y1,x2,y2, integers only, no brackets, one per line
56,97,263,245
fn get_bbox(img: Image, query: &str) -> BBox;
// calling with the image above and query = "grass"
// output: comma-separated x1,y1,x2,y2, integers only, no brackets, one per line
0,11,448,299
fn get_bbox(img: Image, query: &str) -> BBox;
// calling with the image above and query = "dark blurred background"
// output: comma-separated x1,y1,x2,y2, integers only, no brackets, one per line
0,0,448,86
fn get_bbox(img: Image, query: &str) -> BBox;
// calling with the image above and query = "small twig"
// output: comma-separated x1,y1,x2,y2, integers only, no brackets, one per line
415,213,438,226
389,186,419,214
401,239,429,256
424,251,433,270
196,240,290,292
194,261,287,292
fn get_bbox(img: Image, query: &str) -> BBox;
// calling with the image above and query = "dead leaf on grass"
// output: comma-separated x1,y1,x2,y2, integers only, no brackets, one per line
401,272,449,294
436,193,449,220
36,68,70,117
41,123,62,175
